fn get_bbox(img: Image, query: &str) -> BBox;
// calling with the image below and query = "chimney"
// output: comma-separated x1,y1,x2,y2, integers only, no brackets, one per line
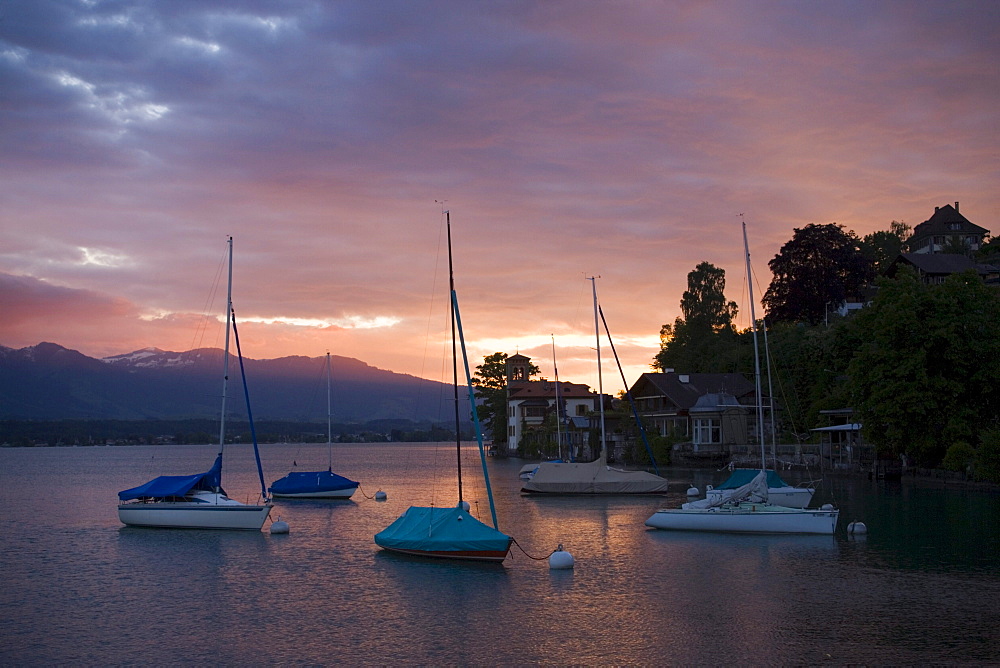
955,201,960,212
935,206,939,212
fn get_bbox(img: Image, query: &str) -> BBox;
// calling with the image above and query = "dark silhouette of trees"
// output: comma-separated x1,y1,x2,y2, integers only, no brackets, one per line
654,262,740,373
763,223,873,325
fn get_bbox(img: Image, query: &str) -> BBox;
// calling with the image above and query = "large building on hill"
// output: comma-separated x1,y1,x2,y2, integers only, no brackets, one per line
908,201,989,255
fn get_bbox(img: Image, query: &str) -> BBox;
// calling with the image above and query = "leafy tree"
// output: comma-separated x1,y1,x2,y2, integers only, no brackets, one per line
472,352,538,445
847,267,1000,466
654,262,740,372
861,220,912,275
763,223,873,325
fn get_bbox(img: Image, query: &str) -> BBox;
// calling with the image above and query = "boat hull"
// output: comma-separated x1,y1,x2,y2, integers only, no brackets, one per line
118,501,272,530
521,458,669,495
269,470,359,499
271,487,357,499
644,503,839,534
375,505,512,563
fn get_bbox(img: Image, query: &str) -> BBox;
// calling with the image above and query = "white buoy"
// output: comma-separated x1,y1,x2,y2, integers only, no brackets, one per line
686,486,700,496
374,490,387,501
821,503,835,511
549,544,575,570
848,521,868,535
458,500,471,511
270,519,290,534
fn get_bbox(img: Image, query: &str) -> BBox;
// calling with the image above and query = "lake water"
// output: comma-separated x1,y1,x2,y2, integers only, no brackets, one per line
2,443,999,665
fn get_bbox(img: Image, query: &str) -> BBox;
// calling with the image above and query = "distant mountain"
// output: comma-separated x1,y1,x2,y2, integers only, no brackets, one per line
0,342,457,423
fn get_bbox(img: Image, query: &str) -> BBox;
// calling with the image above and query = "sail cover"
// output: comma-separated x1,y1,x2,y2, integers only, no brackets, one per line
374,505,512,555
269,470,358,495
714,468,791,490
118,454,223,501
521,458,669,494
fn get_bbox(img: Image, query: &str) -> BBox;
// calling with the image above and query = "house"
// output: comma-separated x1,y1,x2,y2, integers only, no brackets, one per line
628,371,759,463
907,202,988,255
505,353,596,457
886,252,998,285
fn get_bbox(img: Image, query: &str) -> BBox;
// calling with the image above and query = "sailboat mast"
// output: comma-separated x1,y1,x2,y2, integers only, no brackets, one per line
327,352,333,471
447,212,463,503
552,334,563,460
741,220,767,470
588,276,607,462
217,236,233,458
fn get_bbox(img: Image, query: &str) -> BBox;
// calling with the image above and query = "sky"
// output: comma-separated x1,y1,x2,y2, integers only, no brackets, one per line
2,0,999,396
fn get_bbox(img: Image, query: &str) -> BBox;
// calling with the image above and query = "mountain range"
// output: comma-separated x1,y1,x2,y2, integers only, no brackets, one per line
0,342,457,424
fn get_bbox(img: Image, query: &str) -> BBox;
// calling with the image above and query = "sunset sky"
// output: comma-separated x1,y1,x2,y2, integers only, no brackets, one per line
2,1,998,395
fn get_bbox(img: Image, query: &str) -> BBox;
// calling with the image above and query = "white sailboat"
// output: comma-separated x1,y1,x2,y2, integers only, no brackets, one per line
118,237,273,530
644,222,839,534
269,353,360,499
521,277,669,495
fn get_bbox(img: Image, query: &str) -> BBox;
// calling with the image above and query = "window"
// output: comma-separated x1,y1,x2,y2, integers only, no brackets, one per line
576,404,589,416
693,418,721,444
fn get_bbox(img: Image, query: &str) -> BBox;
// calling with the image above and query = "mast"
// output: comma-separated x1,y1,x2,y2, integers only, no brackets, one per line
741,220,767,471
552,335,563,460
327,352,333,471
447,211,463,503
588,276,607,463
217,236,233,461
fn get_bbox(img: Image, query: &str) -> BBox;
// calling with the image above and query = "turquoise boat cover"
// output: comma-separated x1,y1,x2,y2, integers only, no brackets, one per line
118,454,223,501
715,468,790,490
269,470,359,495
374,505,512,554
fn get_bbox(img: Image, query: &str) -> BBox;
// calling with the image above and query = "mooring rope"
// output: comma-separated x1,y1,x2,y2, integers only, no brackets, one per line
511,538,555,561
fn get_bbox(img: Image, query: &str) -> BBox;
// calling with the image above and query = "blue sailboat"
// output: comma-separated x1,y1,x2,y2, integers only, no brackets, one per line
375,211,512,562
118,237,273,530
269,353,360,499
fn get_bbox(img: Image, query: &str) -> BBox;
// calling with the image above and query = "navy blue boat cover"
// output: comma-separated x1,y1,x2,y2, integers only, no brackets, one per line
374,505,512,554
118,454,223,501
268,470,359,495
715,468,790,490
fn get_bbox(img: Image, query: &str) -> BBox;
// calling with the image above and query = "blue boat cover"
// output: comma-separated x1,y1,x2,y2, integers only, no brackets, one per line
374,505,512,554
268,470,359,495
715,468,790,490
118,454,223,501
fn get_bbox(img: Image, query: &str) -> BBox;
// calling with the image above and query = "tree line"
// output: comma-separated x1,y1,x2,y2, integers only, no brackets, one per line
655,221,1000,482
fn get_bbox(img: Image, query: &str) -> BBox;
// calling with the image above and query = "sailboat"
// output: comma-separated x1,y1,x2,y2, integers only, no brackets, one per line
118,237,273,530
374,212,513,562
269,353,360,499
520,278,670,495
644,222,839,534
705,468,814,508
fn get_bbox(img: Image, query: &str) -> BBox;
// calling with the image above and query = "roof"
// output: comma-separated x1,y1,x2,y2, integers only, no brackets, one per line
811,423,862,432
911,203,989,238
508,380,594,399
630,372,755,410
887,253,997,278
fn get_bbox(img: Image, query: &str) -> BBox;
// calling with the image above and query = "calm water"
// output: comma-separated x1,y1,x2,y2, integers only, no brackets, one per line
2,443,999,665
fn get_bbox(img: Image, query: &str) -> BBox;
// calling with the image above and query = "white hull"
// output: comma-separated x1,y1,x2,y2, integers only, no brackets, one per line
645,502,838,534
706,485,813,509
272,488,355,499
119,494,272,530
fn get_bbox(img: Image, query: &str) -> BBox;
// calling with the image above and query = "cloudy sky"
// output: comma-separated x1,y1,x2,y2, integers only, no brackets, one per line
2,0,998,395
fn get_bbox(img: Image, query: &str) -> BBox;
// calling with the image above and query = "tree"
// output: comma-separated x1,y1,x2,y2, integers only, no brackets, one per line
861,220,912,275
472,352,538,445
847,267,1000,466
654,262,740,372
763,223,873,325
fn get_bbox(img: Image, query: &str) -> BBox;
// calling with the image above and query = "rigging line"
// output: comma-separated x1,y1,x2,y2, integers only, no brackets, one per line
598,304,660,474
